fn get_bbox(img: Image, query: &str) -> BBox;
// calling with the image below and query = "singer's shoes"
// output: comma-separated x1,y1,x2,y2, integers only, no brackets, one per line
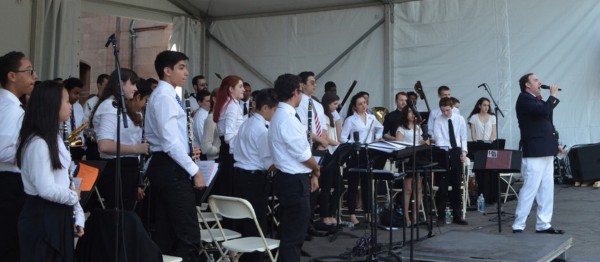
593,181,600,189
536,227,564,234
512,229,523,233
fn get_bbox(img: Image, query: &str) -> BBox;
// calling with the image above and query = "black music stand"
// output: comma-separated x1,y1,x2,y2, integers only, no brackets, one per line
473,149,522,232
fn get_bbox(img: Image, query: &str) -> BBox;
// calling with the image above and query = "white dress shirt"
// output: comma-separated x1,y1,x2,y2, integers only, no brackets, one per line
340,113,384,143
433,113,468,152
296,94,327,136
239,99,251,120
325,117,339,154
144,80,199,177
201,113,220,160
92,96,142,159
70,102,85,144
269,102,312,174
427,106,460,136
0,88,24,172
233,113,272,171
189,95,200,113
192,107,209,148
217,97,244,153
82,96,99,123
20,135,85,227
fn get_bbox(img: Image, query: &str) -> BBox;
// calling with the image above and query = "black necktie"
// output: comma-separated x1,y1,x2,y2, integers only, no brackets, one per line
295,113,302,123
448,118,458,149
243,102,248,115
20,104,25,110
70,109,76,131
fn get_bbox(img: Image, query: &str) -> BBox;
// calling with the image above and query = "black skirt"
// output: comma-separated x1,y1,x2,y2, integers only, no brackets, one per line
19,195,75,262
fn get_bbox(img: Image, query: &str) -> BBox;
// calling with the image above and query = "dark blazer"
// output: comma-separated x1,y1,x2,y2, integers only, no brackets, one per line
516,92,560,157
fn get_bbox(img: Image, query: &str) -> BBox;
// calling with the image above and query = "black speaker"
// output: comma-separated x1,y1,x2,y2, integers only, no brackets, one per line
568,143,600,182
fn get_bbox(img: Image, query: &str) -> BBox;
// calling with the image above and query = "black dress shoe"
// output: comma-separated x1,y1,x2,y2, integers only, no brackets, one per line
453,218,468,225
307,228,328,237
535,227,564,234
512,229,523,233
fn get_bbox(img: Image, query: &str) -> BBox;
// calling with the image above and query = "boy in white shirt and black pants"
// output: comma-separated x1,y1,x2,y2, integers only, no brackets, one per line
432,97,469,225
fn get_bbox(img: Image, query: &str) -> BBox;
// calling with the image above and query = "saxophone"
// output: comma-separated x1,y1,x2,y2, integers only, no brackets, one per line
67,121,89,147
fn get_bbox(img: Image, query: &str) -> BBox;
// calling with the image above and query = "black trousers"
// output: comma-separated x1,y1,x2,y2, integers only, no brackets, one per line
345,151,370,214
234,168,270,262
213,136,234,197
96,157,139,210
274,171,310,262
146,152,200,262
436,148,464,218
0,171,24,262
318,161,340,218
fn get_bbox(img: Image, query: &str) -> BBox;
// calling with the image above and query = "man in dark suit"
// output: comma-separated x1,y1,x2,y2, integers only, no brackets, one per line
512,73,564,234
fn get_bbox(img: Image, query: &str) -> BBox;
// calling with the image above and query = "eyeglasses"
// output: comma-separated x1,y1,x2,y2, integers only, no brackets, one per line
15,69,36,76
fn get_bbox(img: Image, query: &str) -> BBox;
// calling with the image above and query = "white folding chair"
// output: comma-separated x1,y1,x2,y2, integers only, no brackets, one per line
197,206,241,262
499,173,519,203
208,195,280,262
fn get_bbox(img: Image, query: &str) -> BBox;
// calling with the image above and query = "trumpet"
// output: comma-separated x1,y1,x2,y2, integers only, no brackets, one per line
67,121,89,147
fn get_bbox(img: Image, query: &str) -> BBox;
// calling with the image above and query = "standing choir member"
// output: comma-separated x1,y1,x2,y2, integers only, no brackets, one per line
144,50,205,261
432,97,468,225
512,73,563,234
467,97,498,204
89,68,149,210
213,75,245,197
16,80,85,262
340,93,384,225
192,89,211,160
0,51,37,262
201,89,221,161
269,74,320,262
232,88,278,262
319,93,341,226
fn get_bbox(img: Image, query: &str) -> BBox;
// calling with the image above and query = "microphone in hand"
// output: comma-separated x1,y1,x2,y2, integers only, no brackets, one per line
541,85,562,91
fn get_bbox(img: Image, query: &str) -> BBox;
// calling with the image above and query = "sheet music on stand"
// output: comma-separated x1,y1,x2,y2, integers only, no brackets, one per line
196,160,219,186
367,140,410,153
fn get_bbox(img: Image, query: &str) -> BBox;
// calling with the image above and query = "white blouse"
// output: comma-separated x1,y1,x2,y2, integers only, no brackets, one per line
92,96,142,159
217,98,244,153
20,135,85,228
468,114,496,141
396,125,423,144
340,113,384,143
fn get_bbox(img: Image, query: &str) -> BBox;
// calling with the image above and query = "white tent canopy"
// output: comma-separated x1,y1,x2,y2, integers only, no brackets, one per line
2,0,599,150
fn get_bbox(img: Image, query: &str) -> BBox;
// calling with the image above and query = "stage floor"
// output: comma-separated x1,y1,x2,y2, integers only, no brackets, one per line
301,183,600,262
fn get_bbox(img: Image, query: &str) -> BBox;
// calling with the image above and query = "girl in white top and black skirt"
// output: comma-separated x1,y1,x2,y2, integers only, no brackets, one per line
468,97,498,204
89,69,149,210
395,106,428,226
340,93,384,225
16,80,85,262
213,75,245,197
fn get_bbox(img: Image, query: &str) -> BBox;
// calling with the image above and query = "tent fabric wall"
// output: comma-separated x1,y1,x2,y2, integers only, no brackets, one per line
170,16,204,93
393,0,600,149
206,6,386,105
32,0,81,80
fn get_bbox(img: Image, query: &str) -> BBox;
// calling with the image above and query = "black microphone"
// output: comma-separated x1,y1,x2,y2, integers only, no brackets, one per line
406,99,422,120
104,33,115,48
353,131,361,153
477,83,486,88
541,84,562,91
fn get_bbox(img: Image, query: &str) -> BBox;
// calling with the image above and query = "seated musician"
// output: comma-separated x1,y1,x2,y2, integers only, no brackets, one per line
432,97,468,225
395,106,428,226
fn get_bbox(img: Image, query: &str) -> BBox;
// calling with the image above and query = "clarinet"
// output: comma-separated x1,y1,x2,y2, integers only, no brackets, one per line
137,103,148,188
62,121,74,186
184,96,194,159
307,99,313,148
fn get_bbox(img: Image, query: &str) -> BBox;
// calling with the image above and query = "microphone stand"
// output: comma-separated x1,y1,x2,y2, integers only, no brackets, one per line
106,33,129,262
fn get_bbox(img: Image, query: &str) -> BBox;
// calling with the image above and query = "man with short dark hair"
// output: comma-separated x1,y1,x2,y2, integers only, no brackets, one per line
192,89,211,151
511,73,563,234
145,50,205,261
189,75,208,112
427,85,459,139
0,51,37,262
269,73,320,262
63,77,86,160
324,81,337,96
239,82,252,119
383,91,408,140
83,74,109,122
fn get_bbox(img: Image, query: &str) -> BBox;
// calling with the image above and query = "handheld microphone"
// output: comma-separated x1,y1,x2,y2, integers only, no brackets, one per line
104,33,115,48
477,83,486,88
541,85,562,91
353,131,361,153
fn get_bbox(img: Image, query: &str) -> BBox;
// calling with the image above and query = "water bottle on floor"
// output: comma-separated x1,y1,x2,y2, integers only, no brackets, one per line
445,207,452,224
477,194,485,214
